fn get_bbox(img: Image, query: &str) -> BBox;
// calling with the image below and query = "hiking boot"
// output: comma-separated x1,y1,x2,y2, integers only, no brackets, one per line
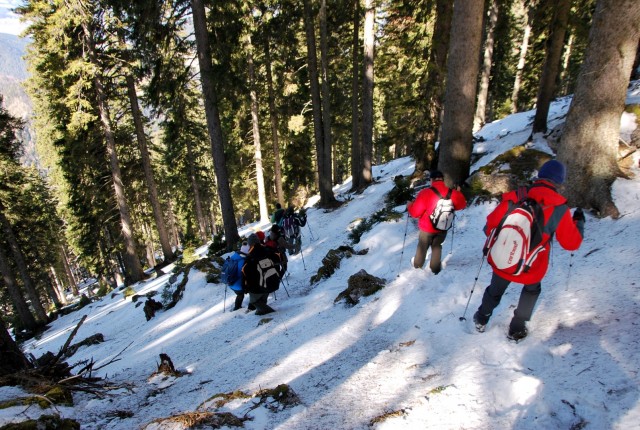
255,306,275,316
231,306,242,312
247,304,256,311
507,328,528,342
473,311,487,333
410,257,421,269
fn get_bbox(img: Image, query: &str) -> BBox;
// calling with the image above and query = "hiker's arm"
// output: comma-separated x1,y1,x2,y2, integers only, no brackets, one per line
556,209,583,251
452,188,467,210
408,189,429,218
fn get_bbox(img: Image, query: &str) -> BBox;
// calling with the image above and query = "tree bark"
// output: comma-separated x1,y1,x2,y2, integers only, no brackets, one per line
511,1,532,113
80,21,145,283
319,0,334,193
59,244,78,296
413,0,453,175
0,317,31,376
532,0,571,134
264,35,285,207
0,244,38,331
557,0,640,218
303,0,336,206
361,0,375,186
124,70,174,262
438,0,486,186
559,32,575,95
0,204,47,323
473,0,499,132
247,33,270,223
184,136,208,242
350,0,361,191
191,0,240,249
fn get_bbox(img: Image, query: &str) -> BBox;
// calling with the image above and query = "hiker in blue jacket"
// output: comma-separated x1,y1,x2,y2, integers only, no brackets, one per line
229,243,249,311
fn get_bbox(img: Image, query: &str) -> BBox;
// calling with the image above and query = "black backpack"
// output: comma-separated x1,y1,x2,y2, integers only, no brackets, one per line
245,248,282,293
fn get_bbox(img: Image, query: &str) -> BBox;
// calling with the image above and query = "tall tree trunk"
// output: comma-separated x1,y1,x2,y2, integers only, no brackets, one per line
473,0,499,132
191,0,240,249
0,317,31,376
361,0,375,186
124,73,174,262
438,0,486,186
184,136,207,242
0,205,47,322
319,0,334,194
557,0,640,218
264,36,285,207
46,269,64,308
350,0,362,191
413,0,453,175
532,0,571,134
59,244,78,296
80,22,145,284
303,0,336,206
247,34,270,223
511,2,532,113
0,244,38,331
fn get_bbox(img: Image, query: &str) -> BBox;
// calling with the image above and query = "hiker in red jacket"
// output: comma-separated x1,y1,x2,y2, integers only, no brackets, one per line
473,160,585,341
407,171,467,274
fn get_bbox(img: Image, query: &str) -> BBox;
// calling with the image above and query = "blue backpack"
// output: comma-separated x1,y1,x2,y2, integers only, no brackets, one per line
221,257,240,286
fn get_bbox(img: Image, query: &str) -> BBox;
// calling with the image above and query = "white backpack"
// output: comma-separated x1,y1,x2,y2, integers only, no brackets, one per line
429,188,455,231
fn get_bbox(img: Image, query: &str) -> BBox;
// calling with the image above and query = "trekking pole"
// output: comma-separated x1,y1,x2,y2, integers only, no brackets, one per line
280,277,291,297
299,246,307,270
565,252,574,291
223,286,227,313
449,219,455,255
459,256,485,321
307,222,317,241
397,212,411,277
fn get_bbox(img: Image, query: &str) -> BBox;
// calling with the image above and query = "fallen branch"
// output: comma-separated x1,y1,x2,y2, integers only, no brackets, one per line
54,315,88,366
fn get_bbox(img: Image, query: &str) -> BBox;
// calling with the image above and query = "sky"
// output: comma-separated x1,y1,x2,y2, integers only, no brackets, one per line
0,86,639,428
0,0,26,36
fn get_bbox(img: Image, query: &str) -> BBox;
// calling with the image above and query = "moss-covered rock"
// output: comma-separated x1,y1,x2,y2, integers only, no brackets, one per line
44,386,73,406
310,246,369,284
335,269,386,306
0,414,80,429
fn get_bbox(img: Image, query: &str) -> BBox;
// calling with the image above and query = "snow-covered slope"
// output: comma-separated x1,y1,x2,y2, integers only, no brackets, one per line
1,96,639,429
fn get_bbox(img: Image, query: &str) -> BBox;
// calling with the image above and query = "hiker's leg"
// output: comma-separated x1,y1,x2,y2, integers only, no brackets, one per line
414,230,430,268
234,291,244,310
510,282,541,332
475,272,511,324
429,232,447,274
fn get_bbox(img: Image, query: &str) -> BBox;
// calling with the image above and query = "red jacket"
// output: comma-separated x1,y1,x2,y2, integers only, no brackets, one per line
485,180,583,284
407,180,467,234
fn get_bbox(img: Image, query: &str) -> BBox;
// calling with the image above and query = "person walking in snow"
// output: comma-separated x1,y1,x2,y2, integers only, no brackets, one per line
407,170,467,274
473,160,585,341
265,224,295,274
242,233,280,316
228,242,250,311
270,202,285,225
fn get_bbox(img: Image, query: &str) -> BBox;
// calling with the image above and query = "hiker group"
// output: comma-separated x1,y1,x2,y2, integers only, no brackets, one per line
406,160,584,342
221,206,308,315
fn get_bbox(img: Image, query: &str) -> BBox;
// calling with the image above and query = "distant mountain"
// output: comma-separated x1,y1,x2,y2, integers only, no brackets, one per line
0,32,29,80
0,33,38,168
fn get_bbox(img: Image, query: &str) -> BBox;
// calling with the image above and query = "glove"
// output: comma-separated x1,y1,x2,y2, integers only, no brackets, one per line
572,208,585,222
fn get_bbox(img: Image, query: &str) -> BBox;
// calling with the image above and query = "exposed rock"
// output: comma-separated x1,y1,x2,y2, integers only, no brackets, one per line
310,246,368,284
143,298,163,321
334,269,386,306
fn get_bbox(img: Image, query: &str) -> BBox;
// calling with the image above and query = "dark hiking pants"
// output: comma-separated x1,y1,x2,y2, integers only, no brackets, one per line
476,272,541,332
249,292,273,313
413,230,447,274
233,290,244,310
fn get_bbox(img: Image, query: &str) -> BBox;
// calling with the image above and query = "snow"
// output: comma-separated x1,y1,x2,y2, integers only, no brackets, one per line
1,96,640,429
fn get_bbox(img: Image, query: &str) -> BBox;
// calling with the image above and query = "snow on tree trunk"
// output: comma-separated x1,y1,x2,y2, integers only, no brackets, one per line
557,0,640,218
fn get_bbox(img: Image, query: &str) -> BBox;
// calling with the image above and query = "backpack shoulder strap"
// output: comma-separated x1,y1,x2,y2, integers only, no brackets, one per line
444,188,453,199
543,204,569,235
430,186,443,199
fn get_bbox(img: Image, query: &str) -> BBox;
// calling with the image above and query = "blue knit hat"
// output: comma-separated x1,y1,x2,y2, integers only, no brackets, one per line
537,160,566,184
